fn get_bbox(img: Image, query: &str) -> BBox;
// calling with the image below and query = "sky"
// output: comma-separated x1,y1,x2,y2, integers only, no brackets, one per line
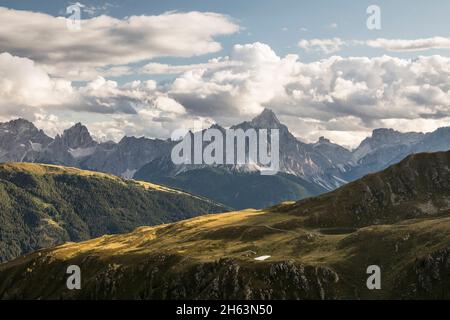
1,1,450,148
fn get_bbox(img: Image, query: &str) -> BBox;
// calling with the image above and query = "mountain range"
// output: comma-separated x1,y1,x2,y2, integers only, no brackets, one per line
2,150,450,299
2,109,450,209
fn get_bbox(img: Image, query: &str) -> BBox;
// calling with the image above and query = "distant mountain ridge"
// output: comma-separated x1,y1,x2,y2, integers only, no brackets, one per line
2,109,450,208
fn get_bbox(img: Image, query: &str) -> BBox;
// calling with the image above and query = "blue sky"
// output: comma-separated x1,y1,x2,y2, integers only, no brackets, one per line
4,0,450,64
21,0,450,87
1,1,450,147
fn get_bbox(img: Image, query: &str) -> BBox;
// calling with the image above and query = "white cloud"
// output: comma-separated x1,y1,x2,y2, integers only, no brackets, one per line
152,96,186,114
0,52,183,120
298,38,344,54
329,22,338,29
0,52,75,109
33,113,76,138
298,36,450,53
366,37,450,51
0,7,239,80
141,58,241,75
169,42,298,117
5,41,450,147
70,2,117,17
159,47,450,147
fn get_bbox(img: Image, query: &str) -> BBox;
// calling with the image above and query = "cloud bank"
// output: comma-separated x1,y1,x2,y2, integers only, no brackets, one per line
2,5,450,147
366,37,450,51
298,36,450,54
298,38,344,54
3,42,450,147
0,7,239,80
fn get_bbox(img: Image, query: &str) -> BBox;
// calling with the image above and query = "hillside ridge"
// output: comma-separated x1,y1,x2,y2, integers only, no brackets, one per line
2,151,450,299
0,162,228,262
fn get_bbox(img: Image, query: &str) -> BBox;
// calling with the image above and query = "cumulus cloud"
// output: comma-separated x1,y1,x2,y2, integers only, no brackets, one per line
141,57,241,75
298,38,344,54
69,2,117,17
169,42,299,117
366,37,450,51
0,52,76,112
0,52,187,124
0,7,239,80
328,22,338,29
160,47,450,146
298,36,450,54
4,40,450,147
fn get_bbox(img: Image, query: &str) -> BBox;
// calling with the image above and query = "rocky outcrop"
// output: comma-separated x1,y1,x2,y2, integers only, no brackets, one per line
60,123,96,149
0,118,52,162
395,247,450,299
0,256,341,300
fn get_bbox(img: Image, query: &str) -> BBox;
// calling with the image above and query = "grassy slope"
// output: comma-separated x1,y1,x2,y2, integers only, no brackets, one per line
2,152,450,299
0,162,228,262
1,209,450,299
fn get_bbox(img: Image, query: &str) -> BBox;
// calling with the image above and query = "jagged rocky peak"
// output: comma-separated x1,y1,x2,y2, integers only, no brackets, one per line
370,128,423,145
1,118,38,133
312,136,352,166
60,122,96,149
118,135,154,145
433,126,450,137
209,123,225,131
371,128,398,140
317,136,331,144
119,136,137,144
0,118,52,145
250,108,281,128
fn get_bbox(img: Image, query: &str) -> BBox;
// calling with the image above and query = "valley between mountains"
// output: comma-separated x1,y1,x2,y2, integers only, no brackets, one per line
2,151,450,299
